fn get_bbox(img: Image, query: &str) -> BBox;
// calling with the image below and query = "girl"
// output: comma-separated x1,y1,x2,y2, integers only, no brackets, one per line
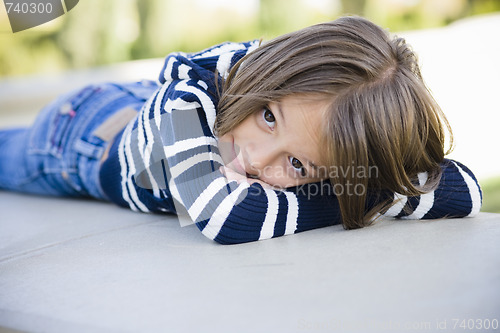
0,16,482,244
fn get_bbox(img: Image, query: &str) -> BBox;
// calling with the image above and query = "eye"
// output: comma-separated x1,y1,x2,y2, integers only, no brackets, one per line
289,157,306,177
262,107,276,129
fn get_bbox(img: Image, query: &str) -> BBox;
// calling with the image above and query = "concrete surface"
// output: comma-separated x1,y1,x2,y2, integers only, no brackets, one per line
0,192,499,333
1,14,500,333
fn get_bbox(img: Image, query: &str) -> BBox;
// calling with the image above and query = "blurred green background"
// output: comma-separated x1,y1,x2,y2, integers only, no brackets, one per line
2,0,500,77
1,0,499,213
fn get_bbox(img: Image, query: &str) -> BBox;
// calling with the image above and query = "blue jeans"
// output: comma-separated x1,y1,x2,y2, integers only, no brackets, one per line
0,80,158,199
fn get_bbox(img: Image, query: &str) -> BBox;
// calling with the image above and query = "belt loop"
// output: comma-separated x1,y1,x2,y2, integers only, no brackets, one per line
73,139,105,160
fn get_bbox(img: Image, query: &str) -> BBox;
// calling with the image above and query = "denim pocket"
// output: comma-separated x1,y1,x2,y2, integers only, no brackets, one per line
24,85,103,196
23,82,150,198
28,85,100,157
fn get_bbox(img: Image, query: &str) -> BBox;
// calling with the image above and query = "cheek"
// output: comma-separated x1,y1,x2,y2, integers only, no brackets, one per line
217,134,231,164
217,133,234,150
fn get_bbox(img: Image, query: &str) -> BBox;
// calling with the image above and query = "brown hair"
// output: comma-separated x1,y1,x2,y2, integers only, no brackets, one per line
216,16,452,229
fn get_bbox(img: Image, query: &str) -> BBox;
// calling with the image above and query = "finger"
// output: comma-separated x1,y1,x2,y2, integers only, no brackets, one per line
221,166,245,183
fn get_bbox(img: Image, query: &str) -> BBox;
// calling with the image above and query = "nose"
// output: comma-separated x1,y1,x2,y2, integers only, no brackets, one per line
245,142,281,176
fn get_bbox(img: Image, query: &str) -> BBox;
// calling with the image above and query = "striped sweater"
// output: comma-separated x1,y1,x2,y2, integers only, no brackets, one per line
99,41,483,244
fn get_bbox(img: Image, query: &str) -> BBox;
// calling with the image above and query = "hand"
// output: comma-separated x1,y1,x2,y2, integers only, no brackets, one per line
219,166,278,190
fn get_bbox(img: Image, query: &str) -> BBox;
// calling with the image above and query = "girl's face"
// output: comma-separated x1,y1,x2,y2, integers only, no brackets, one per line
218,95,329,188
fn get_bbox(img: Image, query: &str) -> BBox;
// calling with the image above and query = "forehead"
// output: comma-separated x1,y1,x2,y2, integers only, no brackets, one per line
278,95,329,165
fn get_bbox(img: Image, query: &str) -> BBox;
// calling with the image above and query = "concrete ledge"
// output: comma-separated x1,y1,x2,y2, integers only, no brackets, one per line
0,191,499,332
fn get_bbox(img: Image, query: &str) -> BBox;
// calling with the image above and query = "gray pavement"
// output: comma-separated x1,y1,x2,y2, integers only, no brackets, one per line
0,192,499,333
1,14,500,333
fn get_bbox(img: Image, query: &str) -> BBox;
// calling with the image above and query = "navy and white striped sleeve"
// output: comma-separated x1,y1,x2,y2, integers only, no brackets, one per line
383,159,482,220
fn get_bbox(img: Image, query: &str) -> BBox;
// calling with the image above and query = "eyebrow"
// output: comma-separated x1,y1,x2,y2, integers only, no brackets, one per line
276,102,286,128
